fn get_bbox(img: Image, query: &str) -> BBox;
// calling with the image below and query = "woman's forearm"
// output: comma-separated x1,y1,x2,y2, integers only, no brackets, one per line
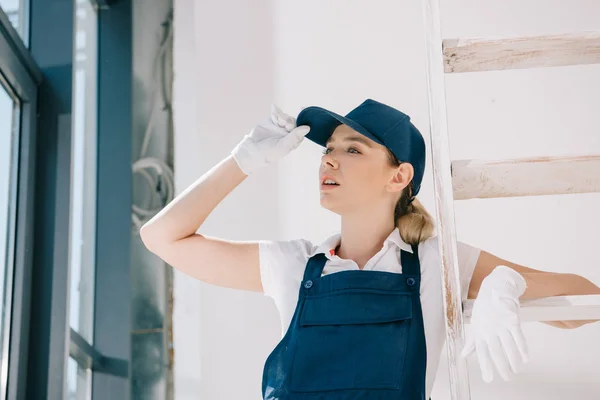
560,273,600,296
140,155,248,247
521,272,600,329
521,272,600,300
554,273,600,329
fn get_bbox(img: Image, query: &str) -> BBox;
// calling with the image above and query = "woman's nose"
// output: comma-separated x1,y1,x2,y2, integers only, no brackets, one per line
321,153,338,168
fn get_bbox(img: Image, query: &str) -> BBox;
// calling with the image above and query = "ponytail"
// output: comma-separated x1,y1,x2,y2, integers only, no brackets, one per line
386,149,435,245
395,194,435,246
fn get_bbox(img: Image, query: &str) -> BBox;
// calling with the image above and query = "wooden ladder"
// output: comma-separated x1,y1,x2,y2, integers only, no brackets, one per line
420,1,600,399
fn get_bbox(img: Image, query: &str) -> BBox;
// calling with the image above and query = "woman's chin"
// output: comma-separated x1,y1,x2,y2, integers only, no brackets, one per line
319,195,341,213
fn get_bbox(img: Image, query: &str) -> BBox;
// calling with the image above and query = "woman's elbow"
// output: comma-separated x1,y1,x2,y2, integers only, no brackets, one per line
139,224,168,251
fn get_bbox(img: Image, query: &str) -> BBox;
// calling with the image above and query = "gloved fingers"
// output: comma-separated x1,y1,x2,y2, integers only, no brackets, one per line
499,329,525,375
486,335,515,381
475,340,495,383
270,111,278,126
270,110,285,129
270,104,282,122
509,324,530,364
278,125,310,151
271,104,284,119
269,113,294,133
270,104,296,132
285,120,296,132
275,104,296,123
292,125,310,139
487,266,527,296
278,114,296,132
270,104,287,128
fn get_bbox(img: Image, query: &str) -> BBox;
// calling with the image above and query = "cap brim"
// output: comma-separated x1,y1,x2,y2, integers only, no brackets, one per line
296,106,384,147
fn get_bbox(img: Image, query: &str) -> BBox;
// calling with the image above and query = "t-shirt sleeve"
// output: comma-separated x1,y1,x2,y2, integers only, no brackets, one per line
456,240,481,300
257,238,313,301
421,236,481,301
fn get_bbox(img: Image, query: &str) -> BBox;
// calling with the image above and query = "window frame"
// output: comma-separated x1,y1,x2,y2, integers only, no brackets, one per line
0,5,40,400
0,0,134,399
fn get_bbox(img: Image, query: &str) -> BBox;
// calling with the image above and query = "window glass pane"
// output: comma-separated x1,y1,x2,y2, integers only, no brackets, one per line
0,82,19,399
67,357,91,400
68,0,98,343
0,0,30,46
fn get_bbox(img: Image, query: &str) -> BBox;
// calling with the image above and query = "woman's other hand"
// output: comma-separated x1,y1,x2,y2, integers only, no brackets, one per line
461,265,529,383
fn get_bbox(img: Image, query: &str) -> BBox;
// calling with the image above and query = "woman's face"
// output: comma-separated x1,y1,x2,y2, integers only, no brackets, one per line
319,124,412,215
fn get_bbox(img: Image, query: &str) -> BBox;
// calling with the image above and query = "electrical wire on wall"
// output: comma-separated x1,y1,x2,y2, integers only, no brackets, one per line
132,10,175,236
130,8,176,400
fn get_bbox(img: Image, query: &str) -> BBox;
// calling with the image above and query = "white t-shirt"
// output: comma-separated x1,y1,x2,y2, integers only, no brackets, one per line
258,227,481,399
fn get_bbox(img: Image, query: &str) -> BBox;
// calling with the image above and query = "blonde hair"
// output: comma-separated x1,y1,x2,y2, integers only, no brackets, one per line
395,188,435,246
386,150,435,246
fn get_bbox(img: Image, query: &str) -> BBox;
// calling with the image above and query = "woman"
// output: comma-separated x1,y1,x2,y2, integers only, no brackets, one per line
140,99,600,400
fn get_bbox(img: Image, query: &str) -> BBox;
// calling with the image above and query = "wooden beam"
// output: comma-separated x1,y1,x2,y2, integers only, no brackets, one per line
422,0,472,396
463,295,600,322
443,31,600,73
452,155,600,200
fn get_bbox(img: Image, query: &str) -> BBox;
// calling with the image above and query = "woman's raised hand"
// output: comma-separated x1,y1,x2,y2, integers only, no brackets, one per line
231,104,311,176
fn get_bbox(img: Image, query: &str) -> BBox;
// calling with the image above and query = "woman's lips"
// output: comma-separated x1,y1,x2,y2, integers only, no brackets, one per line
320,183,340,191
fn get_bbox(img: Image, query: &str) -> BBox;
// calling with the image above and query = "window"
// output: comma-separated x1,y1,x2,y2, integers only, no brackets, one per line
68,357,91,400
0,0,29,46
0,79,19,400
66,1,98,396
0,2,40,399
70,0,98,346
0,1,132,397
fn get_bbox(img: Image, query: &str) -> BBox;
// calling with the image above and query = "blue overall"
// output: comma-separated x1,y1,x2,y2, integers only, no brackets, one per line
262,245,428,399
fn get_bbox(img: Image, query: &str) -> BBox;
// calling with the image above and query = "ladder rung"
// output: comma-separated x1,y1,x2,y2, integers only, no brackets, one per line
463,295,600,322
443,31,600,73
452,155,600,200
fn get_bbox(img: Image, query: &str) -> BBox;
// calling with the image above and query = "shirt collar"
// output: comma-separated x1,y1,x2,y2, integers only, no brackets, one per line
310,227,413,259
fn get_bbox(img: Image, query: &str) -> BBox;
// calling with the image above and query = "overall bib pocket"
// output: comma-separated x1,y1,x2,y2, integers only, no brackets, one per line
290,288,413,392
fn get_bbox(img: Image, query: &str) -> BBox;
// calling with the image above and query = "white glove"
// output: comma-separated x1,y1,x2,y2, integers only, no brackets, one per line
460,265,529,382
231,104,311,176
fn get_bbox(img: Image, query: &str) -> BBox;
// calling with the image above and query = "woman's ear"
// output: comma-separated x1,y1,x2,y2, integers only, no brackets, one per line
387,163,414,193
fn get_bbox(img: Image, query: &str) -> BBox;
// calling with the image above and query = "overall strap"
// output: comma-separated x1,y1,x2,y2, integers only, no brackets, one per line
400,244,421,277
302,253,328,282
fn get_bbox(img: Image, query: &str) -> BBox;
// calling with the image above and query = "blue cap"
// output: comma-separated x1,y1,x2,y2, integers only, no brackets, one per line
296,99,426,197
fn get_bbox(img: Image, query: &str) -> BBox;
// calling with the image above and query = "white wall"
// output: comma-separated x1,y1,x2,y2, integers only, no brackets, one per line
173,1,282,399
173,0,600,399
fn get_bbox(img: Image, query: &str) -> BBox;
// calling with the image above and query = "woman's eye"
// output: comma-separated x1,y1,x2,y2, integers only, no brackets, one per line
322,147,361,155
